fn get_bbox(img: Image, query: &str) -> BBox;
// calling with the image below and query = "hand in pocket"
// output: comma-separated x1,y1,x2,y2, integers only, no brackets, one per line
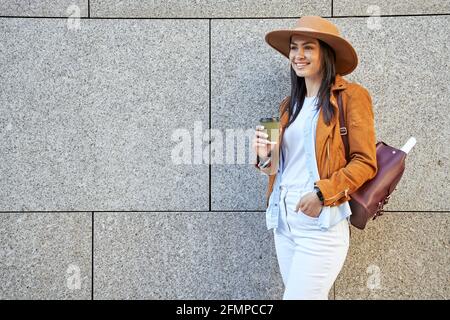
295,192,323,218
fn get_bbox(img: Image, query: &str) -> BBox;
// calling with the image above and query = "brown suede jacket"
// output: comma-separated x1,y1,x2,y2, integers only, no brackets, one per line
255,74,378,208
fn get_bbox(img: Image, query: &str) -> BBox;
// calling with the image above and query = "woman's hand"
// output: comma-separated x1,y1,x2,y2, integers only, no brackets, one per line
252,125,277,159
295,192,323,218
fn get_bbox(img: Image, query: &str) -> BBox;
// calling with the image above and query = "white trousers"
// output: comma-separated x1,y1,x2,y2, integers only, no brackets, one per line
273,187,350,300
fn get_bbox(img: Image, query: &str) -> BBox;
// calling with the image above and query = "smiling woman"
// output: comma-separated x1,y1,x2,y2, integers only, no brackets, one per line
289,37,321,80
252,16,377,300
287,34,337,127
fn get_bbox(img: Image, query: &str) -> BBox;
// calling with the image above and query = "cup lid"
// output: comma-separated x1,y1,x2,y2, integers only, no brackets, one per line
260,117,280,122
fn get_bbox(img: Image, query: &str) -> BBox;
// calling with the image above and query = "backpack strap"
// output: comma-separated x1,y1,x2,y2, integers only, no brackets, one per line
337,91,350,163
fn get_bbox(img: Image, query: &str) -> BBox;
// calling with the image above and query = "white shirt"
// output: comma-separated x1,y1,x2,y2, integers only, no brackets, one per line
280,96,319,189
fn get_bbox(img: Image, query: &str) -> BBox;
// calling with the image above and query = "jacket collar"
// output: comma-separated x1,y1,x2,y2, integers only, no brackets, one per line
315,74,348,140
279,74,348,152
331,74,348,92
329,74,347,111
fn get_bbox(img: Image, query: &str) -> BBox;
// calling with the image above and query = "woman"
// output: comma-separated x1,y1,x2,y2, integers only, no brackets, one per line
252,16,378,299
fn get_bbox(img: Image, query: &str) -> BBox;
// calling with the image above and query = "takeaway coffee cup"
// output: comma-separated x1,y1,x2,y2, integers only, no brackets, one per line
259,117,280,143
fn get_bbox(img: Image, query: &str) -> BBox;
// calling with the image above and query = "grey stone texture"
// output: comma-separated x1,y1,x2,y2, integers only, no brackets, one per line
211,19,291,210
0,18,209,211
0,0,88,17
334,0,450,16
91,0,330,18
336,213,450,299
94,212,283,299
0,1,448,300
0,213,91,299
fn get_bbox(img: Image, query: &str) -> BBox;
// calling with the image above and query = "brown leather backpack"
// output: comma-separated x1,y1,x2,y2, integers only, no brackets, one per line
337,92,407,229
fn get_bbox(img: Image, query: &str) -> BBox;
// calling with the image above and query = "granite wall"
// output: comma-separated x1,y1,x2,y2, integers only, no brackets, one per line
0,0,449,299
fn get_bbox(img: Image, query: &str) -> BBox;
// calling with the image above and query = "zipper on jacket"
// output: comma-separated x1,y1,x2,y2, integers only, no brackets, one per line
326,139,330,178
324,187,350,204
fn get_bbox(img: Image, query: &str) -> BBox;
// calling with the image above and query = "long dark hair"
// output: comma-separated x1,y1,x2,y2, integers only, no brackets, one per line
286,39,336,128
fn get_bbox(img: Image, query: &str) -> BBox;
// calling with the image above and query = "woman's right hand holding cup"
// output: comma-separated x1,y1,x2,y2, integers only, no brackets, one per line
252,125,277,161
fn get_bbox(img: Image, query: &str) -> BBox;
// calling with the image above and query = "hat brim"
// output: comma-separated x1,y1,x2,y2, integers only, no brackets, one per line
265,29,358,76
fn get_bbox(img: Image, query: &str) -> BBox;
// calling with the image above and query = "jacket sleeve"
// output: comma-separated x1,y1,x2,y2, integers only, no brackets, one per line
314,86,378,206
254,96,290,176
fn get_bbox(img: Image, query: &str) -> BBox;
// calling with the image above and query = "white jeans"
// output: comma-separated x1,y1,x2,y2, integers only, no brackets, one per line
273,187,350,300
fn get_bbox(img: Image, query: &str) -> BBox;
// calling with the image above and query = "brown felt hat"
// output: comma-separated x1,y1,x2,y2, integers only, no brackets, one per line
265,16,358,75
